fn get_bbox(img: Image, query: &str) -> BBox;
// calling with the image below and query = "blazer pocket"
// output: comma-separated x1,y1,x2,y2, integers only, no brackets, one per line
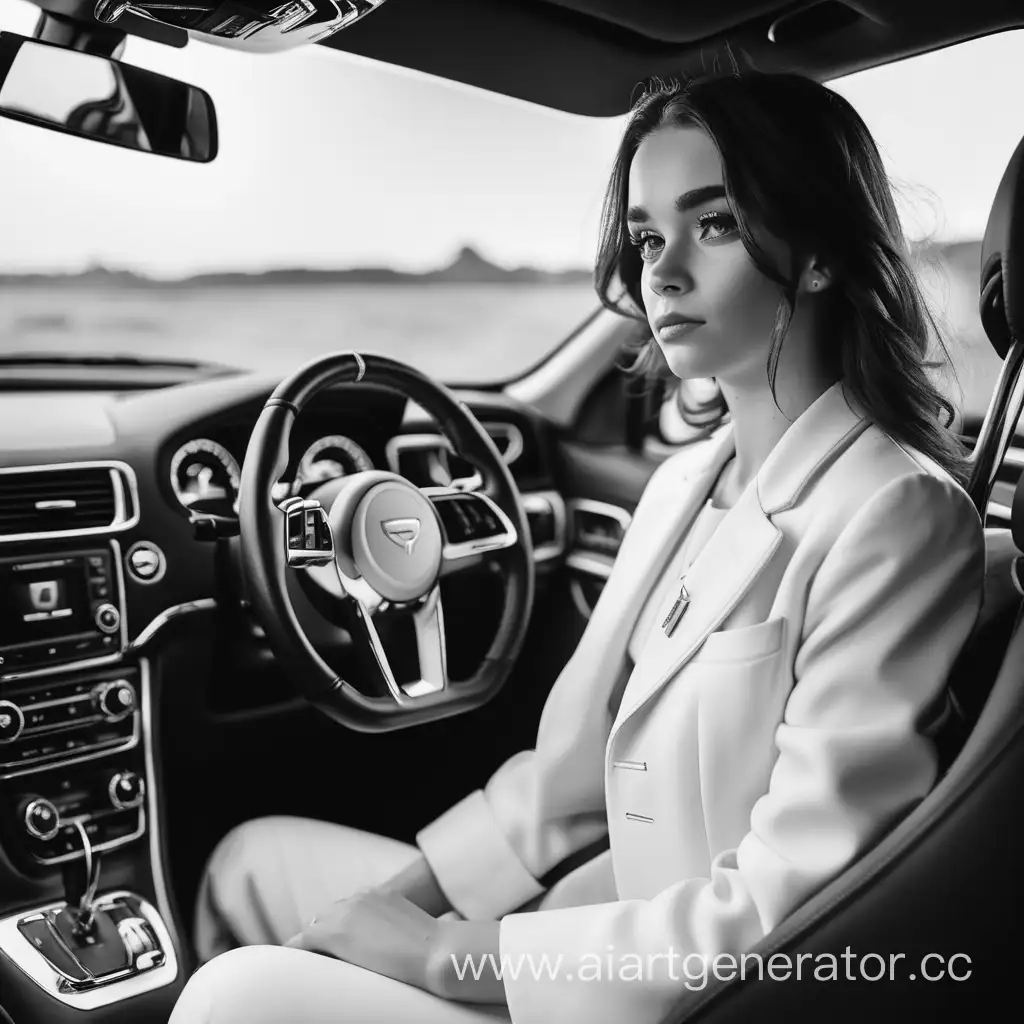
695,615,786,664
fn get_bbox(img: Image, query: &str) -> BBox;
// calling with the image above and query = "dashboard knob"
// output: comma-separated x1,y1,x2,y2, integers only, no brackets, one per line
23,797,60,841
108,771,145,811
0,700,25,744
94,603,121,635
94,680,136,721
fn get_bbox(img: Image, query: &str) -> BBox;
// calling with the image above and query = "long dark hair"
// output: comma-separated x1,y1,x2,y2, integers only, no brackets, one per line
595,71,970,486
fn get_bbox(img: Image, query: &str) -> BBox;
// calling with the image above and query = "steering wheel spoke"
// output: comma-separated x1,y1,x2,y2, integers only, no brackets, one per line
423,487,518,574
335,569,448,702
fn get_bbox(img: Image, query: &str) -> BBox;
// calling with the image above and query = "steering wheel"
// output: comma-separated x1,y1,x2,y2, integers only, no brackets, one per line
237,352,536,732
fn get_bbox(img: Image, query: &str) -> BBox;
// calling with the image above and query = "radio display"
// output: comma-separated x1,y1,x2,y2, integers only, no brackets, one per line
0,555,94,648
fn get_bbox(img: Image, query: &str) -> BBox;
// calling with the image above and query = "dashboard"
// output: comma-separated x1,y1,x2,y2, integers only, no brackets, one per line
0,368,569,1020
0,369,565,668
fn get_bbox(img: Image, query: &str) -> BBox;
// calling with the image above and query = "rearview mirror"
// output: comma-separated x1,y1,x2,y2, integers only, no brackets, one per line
0,32,217,161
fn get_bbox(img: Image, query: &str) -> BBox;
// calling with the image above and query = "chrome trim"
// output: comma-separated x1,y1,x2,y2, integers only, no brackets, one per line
565,551,614,580
480,421,524,467
1,711,139,780
168,438,241,516
0,888,178,1008
625,812,655,823
387,422,526,489
111,536,129,648
0,538,128,683
424,488,519,562
95,602,121,635
109,771,145,811
281,497,336,568
24,797,60,840
333,571,449,705
125,598,217,654
0,461,140,544
20,691,99,737
0,652,122,683
405,585,447,697
139,658,182,970
124,541,167,586
612,760,647,771
0,698,26,742
27,802,145,868
568,497,633,533
521,490,567,562
385,433,483,491
35,499,78,511
95,680,136,722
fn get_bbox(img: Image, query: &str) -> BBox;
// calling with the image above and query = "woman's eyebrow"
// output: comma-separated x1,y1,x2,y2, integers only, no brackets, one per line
626,184,727,224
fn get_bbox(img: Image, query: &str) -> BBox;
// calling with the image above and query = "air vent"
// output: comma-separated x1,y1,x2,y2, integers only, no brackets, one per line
522,491,567,562
386,423,525,488
0,463,138,542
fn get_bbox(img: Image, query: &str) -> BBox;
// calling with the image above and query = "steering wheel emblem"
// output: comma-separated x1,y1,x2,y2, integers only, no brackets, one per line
381,517,421,555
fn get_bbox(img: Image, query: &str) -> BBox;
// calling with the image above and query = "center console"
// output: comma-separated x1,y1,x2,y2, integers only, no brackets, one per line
0,536,181,1014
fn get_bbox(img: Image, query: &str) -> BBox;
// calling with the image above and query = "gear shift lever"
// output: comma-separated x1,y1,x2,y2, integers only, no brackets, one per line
68,819,102,936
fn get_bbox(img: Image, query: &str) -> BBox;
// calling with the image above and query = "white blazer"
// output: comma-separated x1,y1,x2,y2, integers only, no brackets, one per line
416,379,985,1024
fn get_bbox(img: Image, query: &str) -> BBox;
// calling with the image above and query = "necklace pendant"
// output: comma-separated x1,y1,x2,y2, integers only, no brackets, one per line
661,581,690,637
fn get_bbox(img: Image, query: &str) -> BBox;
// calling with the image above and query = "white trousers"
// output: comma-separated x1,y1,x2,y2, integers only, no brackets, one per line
168,815,512,1023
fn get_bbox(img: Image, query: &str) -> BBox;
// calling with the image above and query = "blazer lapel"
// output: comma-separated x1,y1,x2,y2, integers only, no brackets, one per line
608,378,871,738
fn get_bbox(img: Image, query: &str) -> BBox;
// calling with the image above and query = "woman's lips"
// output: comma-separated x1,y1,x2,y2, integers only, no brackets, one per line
657,320,703,341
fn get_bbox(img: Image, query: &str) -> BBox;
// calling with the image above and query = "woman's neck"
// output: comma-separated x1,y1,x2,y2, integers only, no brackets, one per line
715,367,840,502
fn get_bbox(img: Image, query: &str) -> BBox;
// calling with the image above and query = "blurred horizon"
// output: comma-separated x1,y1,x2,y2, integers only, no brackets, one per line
2,0,1022,279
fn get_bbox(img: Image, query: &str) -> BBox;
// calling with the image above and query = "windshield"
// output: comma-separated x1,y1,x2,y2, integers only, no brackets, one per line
1,3,1021,409
0,0,623,383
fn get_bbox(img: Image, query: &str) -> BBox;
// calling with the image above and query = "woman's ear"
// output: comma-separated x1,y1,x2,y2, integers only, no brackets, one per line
797,258,835,295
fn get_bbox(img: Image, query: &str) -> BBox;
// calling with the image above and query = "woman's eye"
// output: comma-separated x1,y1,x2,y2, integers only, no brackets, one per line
628,232,663,261
696,211,737,241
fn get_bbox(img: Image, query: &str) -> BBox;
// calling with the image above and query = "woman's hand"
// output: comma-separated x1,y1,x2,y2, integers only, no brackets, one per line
283,888,440,993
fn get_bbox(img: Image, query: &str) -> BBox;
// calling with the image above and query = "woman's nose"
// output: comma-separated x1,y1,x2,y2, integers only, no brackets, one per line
648,243,695,297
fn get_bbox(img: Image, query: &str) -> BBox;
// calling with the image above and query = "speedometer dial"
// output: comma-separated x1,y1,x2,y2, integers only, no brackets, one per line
296,435,373,487
169,438,240,514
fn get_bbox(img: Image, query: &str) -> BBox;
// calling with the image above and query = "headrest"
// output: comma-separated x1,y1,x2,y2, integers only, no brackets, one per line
980,133,1024,359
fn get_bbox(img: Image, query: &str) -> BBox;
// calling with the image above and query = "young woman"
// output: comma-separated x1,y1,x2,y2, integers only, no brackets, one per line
169,71,985,1024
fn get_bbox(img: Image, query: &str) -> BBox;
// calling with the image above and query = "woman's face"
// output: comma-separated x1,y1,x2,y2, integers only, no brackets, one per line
626,126,789,384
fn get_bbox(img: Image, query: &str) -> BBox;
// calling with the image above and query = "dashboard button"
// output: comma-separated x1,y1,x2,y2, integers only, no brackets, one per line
95,604,121,634
0,701,25,743
23,798,60,841
126,543,165,582
108,771,145,810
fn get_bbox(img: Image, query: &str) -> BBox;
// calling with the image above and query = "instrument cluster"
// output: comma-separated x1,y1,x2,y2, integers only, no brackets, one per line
167,432,376,515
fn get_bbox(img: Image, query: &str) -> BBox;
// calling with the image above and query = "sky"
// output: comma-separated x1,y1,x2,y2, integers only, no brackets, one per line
0,0,1022,278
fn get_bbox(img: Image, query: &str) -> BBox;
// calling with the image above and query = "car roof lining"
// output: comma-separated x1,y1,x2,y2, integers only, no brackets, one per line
319,0,1024,116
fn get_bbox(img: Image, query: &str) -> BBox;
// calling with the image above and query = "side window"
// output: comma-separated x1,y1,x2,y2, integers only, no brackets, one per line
827,29,1024,431
649,30,1023,451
